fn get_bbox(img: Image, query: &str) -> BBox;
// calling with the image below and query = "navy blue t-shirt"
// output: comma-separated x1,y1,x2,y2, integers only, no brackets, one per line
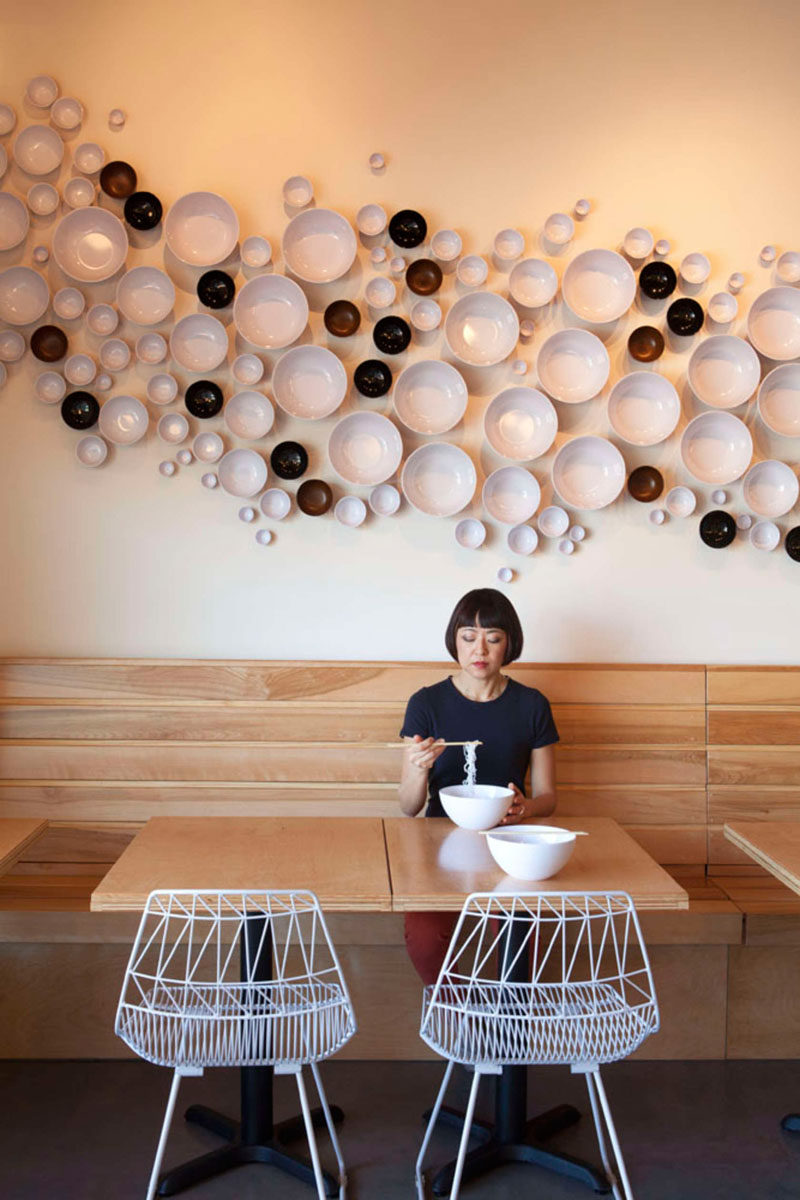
400,677,559,817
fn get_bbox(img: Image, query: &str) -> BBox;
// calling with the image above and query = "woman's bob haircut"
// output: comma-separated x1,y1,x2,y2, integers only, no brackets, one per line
444,588,524,665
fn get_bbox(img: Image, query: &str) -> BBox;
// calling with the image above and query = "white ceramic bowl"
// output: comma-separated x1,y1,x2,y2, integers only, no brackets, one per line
13,124,64,175
147,373,179,405
552,436,626,510
135,333,167,365
165,191,239,266
445,291,519,366
543,213,574,246
233,274,308,349
282,207,357,283
64,353,96,386
0,144,5,180
282,175,313,207
98,395,148,445
485,825,576,880
0,103,15,135
747,287,800,360
169,314,228,373
456,255,488,287
494,228,524,261
538,505,569,537
454,518,486,549
260,487,291,520
687,335,760,409
707,292,737,324
536,329,610,404
63,177,94,208
218,448,268,498
232,353,264,386
439,785,514,831
334,496,367,528
51,96,83,130
431,229,462,262
0,267,50,325
508,258,558,308
484,387,558,460
328,411,402,485
562,249,636,323
482,466,541,524
193,431,225,463
241,236,272,268
507,524,539,555
680,252,711,285
393,360,468,434
365,276,396,308
157,412,189,445
116,267,175,326
0,194,29,251
75,434,107,468
622,227,653,259
680,411,753,484
86,303,118,336
26,75,58,107
607,372,681,445
401,443,476,517
750,520,780,551
53,208,128,283
369,483,401,516
53,286,85,320
665,486,696,518
356,204,387,236
0,330,25,363
272,345,347,419
26,182,59,216
757,364,800,437
35,371,66,404
410,299,442,332
74,142,105,174
776,251,800,285
223,390,274,440
742,460,799,518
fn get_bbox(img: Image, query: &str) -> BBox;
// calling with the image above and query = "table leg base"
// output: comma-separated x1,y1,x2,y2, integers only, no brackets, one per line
423,1104,493,1143
782,1113,800,1132
184,1101,344,1145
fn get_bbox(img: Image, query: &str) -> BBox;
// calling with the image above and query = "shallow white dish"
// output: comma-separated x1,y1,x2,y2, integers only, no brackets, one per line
401,443,476,517
508,258,558,308
680,411,753,484
260,487,291,520
507,524,538,555
0,194,29,251
742,460,799,518
439,785,514,832
218,448,268,498
538,505,569,537
393,360,467,435
75,435,107,468
282,207,357,283
687,335,760,409
53,286,85,320
86,303,118,336
444,291,519,366
0,330,25,363
63,177,94,208
169,314,228,373
241,236,272,268
157,412,189,445
484,387,558,460
99,338,130,372
98,395,148,445
223,390,275,440
272,345,347,420
456,255,488,287
64,353,95,386
410,299,441,332
680,252,711,285
232,353,264,386
334,496,367,528
485,825,576,880
536,328,610,404
116,267,175,326
0,267,50,325
135,333,167,365
552,436,626,510
13,124,64,175
562,248,636,323
26,182,59,216
35,371,66,404
193,431,225,463
328,411,402,486
607,372,681,445
165,191,239,266
750,520,781,551
369,483,401,516
356,204,386,236
53,208,128,283
74,142,105,174
747,287,800,360
482,466,541,524
454,518,486,549
147,373,179,405
233,274,308,350
665,486,696,518
757,364,800,437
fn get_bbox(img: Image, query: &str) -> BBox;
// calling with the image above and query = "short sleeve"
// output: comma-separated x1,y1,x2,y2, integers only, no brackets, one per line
400,688,432,739
532,693,559,749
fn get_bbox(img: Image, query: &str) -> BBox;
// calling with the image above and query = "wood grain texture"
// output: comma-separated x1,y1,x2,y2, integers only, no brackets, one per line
708,708,800,746
0,819,47,875
621,825,707,865
708,668,800,706
709,748,800,786
709,790,800,823
723,822,800,899
727,946,800,1058
557,788,706,824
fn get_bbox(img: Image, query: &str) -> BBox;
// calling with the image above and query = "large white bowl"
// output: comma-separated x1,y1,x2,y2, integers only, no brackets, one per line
687,335,761,409
98,395,148,446
607,372,681,445
165,191,239,266
328,411,402,485
272,345,347,419
0,267,50,325
484,387,557,460
223,391,275,440
444,292,519,366
552,436,626,510
0,194,29,251
747,287,800,361
233,274,308,350
680,411,753,485
392,360,467,434
742,460,799,518
13,124,64,175
218,448,268,498
116,267,175,326
537,329,610,404
401,443,476,517
169,314,228,372
282,207,357,283
482,466,541,524
562,249,636,323
757,364,800,437
485,825,576,880
53,208,128,283
508,258,558,308
439,785,514,832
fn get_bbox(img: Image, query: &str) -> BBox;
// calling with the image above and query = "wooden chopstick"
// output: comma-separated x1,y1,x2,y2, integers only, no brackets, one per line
341,741,483,749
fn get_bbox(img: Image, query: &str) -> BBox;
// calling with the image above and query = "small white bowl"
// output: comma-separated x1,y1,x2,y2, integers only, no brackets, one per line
232,353,264,386
750,520,780,552
410,299,442,332
234,274,308,349
75,435,107,468
393,360,468,435
26,75,59,108
53,287,85,321
543,212,574,245
680,411,753,484
736,513,753,531
623,227,654,259
98,394,148,445
135,333,167,365
86,304,118,336
282,207,357,283
355,204,387,236
51,96,83,130
369,483,401,516
239,506,256,523
147,373,179,405
272,345,347,420
260,487,291,520
334,496,367,528
282,175,313,207
776,251,800,285
649,509,667,526
680,252,711,285
439,785,514,832
224,391,275,440
760,245,777,265
747,287,800,360
328,411,402,486
0,195,29,252
538,505,569,537
558,536,576,554
574,199,591,217
13,123,64,175
157,412,189,445
607,372,680,446
484,387,558,460
665,486,696,518
159,461,176,477
482,466,541,525
728,273,745,293
0,266,49,325
711,489,728,505
35,371,66,404
63,177,95,209
569,524,585,542
218,448,268,498
445,292,519,366
74,142,105,174
0,103,15,135
494,228,524,261
536,328,610,404
194,432,225,464
742,460,799,518
64,353,96,386
486,825,576,880
456,255,488,287
201,472,218,489
165,191,239,267
0,330,25,363
255,528,273,545
117,266,176,326
99,338,131,372
562,249,636,323
241,236,272,268
32,245,49,264
370,248,387,266
707,292,737,324
507,524,538,555
26,183,58,217
176,449,193,466
508,258,558,308
552,437,627,510
496,567,514,583
688,335,760,408
169,314,228,373
365,276,396,308
431,229,462,262
757,364,800,437
454,518,486,550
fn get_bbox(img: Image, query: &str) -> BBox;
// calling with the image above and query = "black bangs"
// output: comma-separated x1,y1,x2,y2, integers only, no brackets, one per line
444,589,524,665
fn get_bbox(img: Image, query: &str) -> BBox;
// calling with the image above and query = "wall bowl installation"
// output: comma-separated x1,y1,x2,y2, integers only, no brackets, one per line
508,258,558,308
233,275,309,350
562,248,636,322
53,208,128,283
165,191,239,266
282,207,357,283
483,387,558,460
218,448,268,498
552,436,626,510
607,373,681,446
747,287,800,361
680,411,753,485
742,460,799,518
116,267,175,326
757,364,800,437
482,466,541,524
687,335,761,409
328,411,403,486
536,329,610,404
444,292,519,366
392,360,468,435
401,443,476,517
272,345,347,420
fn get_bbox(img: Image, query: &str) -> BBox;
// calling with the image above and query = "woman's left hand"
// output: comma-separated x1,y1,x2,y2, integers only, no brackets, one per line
500,783,528,825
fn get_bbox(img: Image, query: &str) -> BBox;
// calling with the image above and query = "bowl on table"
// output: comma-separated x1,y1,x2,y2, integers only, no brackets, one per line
485,825,576,880
439,785,514,832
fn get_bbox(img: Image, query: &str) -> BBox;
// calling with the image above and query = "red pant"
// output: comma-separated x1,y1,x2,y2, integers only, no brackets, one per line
404,911,457,986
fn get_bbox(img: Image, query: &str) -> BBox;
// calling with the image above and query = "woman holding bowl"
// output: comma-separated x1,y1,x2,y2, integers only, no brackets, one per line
398,588,559,984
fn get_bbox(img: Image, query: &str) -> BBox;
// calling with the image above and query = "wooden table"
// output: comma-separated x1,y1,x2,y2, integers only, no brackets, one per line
92,816,391,1199
386,816,688,1197
0,819,47,876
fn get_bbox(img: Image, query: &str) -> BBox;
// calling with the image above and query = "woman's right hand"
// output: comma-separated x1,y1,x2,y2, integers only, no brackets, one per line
404,734,446,773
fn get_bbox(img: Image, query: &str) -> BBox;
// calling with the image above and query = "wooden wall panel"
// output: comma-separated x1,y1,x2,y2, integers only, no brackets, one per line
558,787,706,824
708,668,800,705
622,825,708,865
708,708,800,746
727,946,800,1058
709,748,800,787
709,790,800,824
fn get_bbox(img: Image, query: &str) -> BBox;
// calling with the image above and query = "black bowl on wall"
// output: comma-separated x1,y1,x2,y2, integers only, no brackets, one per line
699,510,736,548
271,441,309,480
353,359,392,397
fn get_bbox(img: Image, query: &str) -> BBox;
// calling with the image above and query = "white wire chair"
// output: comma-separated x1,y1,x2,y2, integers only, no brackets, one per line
415,891,659,1200
115,889,356,1200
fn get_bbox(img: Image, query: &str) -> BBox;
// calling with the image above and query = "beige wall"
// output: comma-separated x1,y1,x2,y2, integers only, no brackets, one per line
0,0,798,661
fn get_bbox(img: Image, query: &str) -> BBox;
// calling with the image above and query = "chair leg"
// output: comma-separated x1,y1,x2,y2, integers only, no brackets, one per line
415,1059,455,1200
146,1070,182,1200
310,1060,347,1200
449,1068,483,1200
295,1067,329,1200
585,1067,634,1200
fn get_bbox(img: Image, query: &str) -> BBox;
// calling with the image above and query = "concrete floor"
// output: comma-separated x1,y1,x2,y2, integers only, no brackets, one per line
2,1059,800,1198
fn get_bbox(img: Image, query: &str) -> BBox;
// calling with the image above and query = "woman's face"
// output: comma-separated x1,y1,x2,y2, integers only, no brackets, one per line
455,618,508,681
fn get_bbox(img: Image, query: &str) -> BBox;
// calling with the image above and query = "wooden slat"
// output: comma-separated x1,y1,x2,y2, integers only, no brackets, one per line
621,825,708,865
708,709,800,745
556,747,705,785
709,748,800,786
558,787,706,824
0,819,47,875
709,790,800,823
14,823,137,864
724,822,800,899
708,826,770,868
554,706,705,744
708,667,800,705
